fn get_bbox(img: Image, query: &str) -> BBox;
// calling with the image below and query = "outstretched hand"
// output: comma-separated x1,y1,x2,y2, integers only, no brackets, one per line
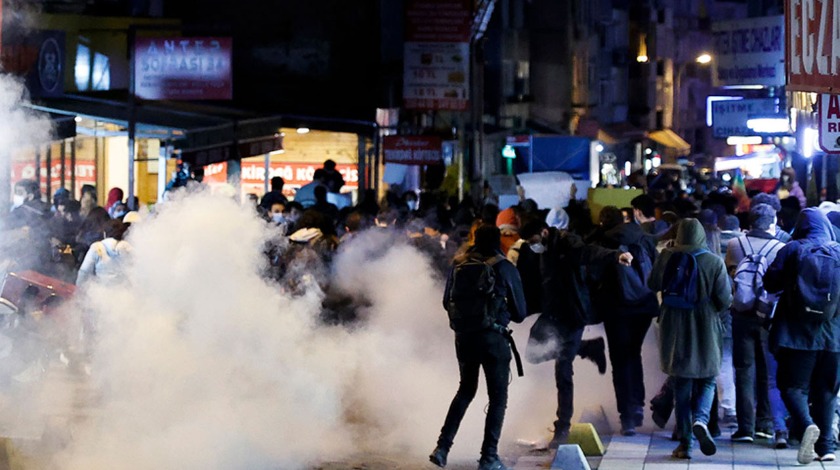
618,252,633,266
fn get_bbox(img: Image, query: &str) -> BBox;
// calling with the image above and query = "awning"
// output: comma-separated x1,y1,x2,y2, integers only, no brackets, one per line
648,128,691,156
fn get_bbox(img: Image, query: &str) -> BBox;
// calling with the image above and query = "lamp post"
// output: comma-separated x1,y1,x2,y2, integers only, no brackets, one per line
674,53,712,136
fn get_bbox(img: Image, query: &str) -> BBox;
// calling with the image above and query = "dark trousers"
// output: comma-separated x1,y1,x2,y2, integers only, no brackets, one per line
437,330,511,460
732,314,772,433
776,348,840,456
552,323,588,434
604,315,652,425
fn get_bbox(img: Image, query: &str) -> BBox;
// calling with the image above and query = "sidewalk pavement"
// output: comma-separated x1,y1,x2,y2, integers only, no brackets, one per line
523,428,840,470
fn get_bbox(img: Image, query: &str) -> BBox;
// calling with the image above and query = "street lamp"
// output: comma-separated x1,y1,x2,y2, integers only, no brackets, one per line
674,52,713,136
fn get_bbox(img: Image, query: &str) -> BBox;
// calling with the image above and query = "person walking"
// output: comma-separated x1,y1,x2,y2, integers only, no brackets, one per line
649,219,732,459
430,225,527,470
725,203,787,447
764,208,840,464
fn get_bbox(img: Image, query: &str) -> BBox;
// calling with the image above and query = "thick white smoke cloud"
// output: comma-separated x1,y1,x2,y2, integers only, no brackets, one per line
25,192,483,469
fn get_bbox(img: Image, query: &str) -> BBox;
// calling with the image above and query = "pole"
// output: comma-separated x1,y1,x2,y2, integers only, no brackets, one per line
127,26,137,210
263,152,271,194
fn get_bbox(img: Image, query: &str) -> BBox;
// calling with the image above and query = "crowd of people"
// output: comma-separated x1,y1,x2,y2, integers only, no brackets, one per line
421,178,840,469
3,159,840,470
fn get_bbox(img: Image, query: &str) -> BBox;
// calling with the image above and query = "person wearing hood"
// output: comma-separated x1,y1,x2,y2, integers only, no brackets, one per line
764,208,840,464
495,206,520,255
533,215,633,447
649,219,732,459
105,187,124,218
590,206,659,436
431,225,526,470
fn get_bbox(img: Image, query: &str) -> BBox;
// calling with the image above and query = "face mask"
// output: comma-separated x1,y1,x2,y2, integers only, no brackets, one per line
407,200,418,211
271,213,286,224
529,242,546,254
113,211,126,219
12,194,25,209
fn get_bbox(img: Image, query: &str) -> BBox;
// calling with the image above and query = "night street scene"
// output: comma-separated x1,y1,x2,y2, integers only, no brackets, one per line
1,0,840,469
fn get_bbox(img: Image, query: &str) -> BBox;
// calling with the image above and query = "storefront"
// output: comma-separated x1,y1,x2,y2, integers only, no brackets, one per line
200,128,365,202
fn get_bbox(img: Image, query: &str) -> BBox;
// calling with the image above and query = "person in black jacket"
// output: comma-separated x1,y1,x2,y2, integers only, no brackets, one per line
590,206,659,436
764,208,840,464
430,225,527,470
535,224,632,447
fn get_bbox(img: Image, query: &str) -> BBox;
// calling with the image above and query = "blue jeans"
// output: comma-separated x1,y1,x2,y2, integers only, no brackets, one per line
776,348,840,456
764,341,788,432
673,376,717,448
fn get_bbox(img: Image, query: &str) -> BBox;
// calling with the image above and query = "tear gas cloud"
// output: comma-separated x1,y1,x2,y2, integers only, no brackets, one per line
0,188,669,468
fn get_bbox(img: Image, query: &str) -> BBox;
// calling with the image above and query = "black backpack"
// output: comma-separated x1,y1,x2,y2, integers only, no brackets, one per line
617,243,656,308
790,242,840,322
447,255,506,333
661,249,709,309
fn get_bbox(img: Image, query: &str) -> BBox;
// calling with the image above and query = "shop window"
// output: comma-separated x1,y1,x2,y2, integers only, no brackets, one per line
75,44,91,91
92,53,111,91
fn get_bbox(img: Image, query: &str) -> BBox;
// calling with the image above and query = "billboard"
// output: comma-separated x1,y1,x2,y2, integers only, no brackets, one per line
2,30,65,98
786,0,840,92
383,135,443,165
711,98,779,138
712,16,785,87
134,37,232,100
403,0,472,111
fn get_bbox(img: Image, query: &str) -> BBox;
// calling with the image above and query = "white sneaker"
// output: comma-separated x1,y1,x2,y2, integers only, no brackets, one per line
798,424,820,465
819,453,836,462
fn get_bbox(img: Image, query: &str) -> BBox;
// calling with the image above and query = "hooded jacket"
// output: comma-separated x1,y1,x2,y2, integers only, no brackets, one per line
539,227,623,327
591,222,659,317
443,248,527,329
764,208,840,352
649,219,732,378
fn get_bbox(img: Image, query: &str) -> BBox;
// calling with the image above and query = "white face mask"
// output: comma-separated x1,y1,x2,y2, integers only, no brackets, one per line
271,213,286,224
407,200,418,211
529,242,546,254
12,194,25,209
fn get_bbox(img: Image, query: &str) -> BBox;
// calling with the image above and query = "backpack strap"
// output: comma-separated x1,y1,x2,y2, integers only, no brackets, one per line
738,237,752,257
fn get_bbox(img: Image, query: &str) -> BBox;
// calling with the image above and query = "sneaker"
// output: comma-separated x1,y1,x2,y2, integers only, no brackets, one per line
621,426,637,437
693,421,717,456
429,446,449,468
478,456,510,470
671,442,691,459
731,430,755,443
774,431,789,449
755,428,774,439
650,397,671,429
548,430,569,449
720,413,738,428
819,453,837,462
579,337,607,374
798,424,820,465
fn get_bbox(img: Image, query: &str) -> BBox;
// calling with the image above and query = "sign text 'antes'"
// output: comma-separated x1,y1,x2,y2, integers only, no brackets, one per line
134,37,232,100
786,0,840,92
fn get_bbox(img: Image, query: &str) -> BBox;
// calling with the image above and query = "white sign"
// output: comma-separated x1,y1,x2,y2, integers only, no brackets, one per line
712,98,779,138
713,15,785,87
403,42,469,111
819,94,840,153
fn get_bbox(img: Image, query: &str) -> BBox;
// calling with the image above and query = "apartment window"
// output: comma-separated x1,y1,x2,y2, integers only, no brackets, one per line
656,59,665,77
656,110,664,129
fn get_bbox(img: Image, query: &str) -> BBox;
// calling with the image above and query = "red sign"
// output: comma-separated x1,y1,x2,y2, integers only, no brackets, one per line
786,0,840,92
383,135,443,165
405,0,472,43
12,161,97,198
404,0,471,111
134,37,232,100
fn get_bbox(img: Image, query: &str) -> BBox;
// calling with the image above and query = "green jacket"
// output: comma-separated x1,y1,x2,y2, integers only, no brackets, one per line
649,219,732,378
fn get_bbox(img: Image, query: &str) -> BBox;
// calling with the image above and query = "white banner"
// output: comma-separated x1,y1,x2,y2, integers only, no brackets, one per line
713,15,785,87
